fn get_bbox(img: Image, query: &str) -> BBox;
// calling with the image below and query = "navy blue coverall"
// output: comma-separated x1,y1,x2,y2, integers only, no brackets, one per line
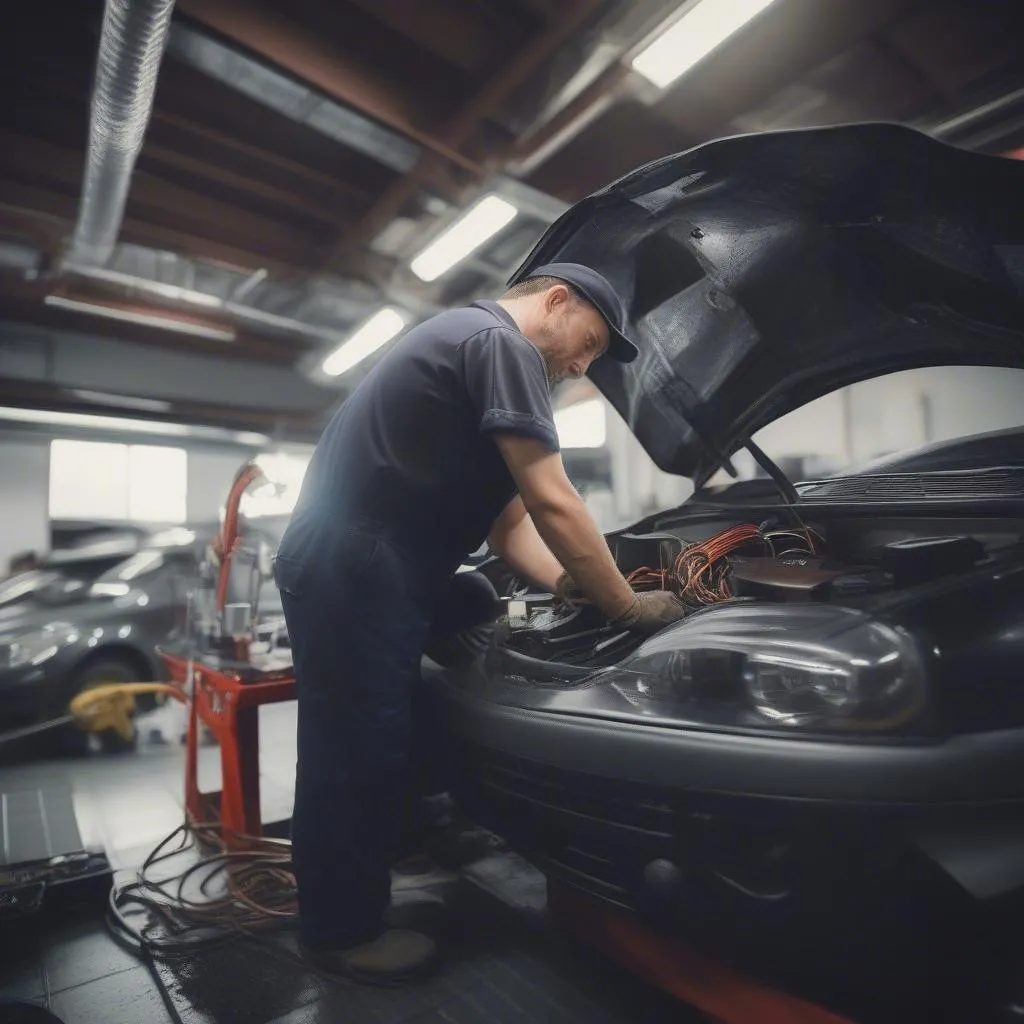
274,300,559,950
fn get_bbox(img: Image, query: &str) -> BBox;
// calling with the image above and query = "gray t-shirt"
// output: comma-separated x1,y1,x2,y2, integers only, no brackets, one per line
290,300,558,580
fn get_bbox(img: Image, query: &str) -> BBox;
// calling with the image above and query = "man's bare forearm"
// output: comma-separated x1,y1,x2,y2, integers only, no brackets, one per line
528,494,635,620
490,509,563,593
492,436,637,621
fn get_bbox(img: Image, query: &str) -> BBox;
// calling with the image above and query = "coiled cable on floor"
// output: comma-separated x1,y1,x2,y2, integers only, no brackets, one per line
106,820,298,958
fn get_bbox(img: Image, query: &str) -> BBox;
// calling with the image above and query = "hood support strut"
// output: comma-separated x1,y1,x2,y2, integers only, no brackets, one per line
745,440,799,505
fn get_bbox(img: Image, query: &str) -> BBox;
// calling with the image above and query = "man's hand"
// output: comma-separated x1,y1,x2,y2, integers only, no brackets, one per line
553,570,585,608
611,591,687,635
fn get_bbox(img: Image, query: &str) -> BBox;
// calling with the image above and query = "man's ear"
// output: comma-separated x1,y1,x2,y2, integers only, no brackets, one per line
544,283,572,315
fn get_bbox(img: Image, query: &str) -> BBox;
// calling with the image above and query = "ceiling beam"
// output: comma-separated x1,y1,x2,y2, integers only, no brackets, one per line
2,130,353,243
0,376,327,441
0,179,320,280
324,0,604,272
0,280,305,366
341,0,527,78
151,110,376,207
137,143,360,227
174,0,482,172
7,71,381,212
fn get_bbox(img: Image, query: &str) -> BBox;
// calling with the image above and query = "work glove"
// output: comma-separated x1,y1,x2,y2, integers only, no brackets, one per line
612,590,687,635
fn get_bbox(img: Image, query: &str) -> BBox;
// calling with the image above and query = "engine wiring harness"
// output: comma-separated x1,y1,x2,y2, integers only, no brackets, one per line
622,520,824,610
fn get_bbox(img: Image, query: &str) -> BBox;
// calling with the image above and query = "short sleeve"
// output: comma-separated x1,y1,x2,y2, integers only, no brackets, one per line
461,327,559,452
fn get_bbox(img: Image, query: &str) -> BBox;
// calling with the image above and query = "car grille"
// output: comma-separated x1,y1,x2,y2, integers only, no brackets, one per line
796,467,1024,503
454,749,680,906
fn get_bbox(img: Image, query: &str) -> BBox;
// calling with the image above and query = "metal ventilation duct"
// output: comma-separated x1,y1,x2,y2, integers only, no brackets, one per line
64,0,177,268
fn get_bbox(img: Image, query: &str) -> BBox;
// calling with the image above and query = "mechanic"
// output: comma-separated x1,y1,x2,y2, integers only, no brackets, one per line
274,262,686,982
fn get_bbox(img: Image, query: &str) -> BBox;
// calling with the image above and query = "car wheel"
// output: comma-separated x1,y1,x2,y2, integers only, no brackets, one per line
65,659,145,755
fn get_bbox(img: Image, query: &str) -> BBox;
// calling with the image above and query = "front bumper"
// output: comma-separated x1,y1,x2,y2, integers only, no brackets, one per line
429,666,1024,1003
435,670,1024,805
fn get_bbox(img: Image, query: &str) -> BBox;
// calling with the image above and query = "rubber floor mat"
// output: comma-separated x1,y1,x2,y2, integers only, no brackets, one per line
147,880,705,1024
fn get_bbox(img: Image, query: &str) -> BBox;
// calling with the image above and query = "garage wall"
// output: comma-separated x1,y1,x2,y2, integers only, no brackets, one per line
846,367,1024,463
749,366,1024,475
605,405,693,527
187,448,252,524
0,432,292,567
0,436,49,572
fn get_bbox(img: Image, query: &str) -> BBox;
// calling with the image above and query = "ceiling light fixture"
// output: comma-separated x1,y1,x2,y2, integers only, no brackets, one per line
410,195,518,282
44,295,235,342
70,389,173,414
322,308,407,377
0,406,269,446
631,0,779,90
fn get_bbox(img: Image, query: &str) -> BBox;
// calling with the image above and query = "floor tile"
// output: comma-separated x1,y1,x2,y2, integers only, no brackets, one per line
0,952,46,1004
50,965,172,1024
43,917,142,994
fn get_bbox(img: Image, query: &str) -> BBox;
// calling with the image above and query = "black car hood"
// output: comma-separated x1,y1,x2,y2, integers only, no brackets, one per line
510,123,1024,486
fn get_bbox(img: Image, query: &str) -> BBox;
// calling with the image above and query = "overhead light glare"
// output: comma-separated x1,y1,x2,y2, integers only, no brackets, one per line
410,195,518,282
71,389,173,413
0,406,268,446
554,397,607,449
44,294,235,342
632,0,779,90
322,308,407,377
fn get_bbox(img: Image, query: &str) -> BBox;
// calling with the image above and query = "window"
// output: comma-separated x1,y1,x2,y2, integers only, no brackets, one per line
49,440,187,523
237,452,311,518
709,365,1024,486
555,398,607,448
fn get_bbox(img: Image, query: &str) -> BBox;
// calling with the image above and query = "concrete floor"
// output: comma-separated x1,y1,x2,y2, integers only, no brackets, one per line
0,702,299,1024
0,702,700,1024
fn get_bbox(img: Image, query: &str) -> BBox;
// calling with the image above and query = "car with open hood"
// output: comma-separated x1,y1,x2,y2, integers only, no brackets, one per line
421,123,1024,1020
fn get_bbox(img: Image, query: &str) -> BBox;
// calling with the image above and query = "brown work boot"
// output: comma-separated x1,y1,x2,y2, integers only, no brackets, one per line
303,929,438,985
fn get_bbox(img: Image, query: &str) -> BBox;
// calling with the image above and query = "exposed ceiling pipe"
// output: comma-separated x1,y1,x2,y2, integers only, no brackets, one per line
64,263,403,346
63,0,177,268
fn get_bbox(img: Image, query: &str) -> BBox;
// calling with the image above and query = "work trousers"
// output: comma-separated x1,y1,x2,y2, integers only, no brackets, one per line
275,515,436,949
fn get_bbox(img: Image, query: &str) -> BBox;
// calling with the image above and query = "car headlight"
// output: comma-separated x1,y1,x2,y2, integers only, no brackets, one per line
602,604,926,733
1,623,80,670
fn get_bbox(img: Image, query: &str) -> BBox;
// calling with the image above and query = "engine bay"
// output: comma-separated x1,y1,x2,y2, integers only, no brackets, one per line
494,516,1008,670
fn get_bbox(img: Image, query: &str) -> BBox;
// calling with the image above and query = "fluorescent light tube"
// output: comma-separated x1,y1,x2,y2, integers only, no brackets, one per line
322,308,407,377
44,294,235,341
71,389,173,413
411,195,518,282
632,0,779,89
0,406,269,445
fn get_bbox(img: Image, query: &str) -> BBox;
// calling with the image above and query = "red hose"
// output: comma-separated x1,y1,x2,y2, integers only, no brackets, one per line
215,462,265,612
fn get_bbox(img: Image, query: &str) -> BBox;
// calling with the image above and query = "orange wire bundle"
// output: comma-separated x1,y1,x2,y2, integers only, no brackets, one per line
673,523,762,605
624,524,764,607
